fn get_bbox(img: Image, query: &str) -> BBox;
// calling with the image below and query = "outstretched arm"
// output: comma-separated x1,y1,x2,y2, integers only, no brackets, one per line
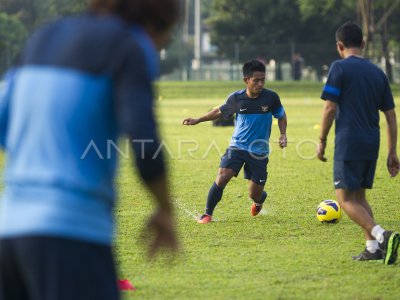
278,112,287,148
383,108,399,177
183,108,222,125
317,100,336,162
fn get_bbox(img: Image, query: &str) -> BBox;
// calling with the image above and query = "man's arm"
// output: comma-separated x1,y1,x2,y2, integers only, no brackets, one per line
317,100,337,162
182,108,222,125
383,108,399,177
143,176,179,258
115,42,179,258
278,112,287,148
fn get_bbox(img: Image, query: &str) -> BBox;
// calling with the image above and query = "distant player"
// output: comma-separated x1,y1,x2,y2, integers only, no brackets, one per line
0,0,183,299
317,21,400,264
183,59,287,224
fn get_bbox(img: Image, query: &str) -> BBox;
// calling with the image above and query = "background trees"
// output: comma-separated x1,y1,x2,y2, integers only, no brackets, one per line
205,0,400,81
0,12,27,72
0,0,399,80
0,0,85,74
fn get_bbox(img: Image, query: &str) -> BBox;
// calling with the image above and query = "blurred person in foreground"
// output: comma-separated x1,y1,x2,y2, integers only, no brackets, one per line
317,21,399,264
0,0,183,299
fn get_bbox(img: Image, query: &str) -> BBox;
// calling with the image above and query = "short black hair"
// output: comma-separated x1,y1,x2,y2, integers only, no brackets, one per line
89,0,185,32
336,21,363,48
242,59,266,78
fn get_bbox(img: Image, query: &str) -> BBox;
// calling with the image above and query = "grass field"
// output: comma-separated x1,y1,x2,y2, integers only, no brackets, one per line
116,81,400,300
2,80,397,299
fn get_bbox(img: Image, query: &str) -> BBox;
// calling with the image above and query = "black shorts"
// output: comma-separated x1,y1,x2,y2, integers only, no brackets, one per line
333,160,377,190
220,147,269,185
0,236,119,300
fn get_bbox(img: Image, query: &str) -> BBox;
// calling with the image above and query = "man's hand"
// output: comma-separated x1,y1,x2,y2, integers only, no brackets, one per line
317,140,327,162
142,209,180,259
387,152,400,177
182,118,200,125
279,133,287,148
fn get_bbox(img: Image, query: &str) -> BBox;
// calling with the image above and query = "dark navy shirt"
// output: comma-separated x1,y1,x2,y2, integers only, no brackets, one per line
0,12,165,245
321,56,395,161
220,89,285,156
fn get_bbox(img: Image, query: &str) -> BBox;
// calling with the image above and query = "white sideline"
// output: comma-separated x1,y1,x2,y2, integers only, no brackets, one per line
173,198,201,220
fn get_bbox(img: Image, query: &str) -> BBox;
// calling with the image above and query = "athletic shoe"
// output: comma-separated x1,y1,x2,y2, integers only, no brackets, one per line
198,214,212,224
379,231,400,265
352,248,383,261
251,203,262,216
250,191,267,217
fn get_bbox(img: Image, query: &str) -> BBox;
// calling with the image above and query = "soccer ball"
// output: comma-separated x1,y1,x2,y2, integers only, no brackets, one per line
316,200,342,224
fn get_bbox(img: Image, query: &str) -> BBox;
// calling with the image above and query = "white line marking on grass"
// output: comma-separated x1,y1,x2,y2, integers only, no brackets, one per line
173,198,227,223
173,198,201,220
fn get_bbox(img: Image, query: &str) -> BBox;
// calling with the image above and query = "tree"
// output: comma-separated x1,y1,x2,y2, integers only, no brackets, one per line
207,0,358,78
0,12,27,74
160,29,193,76
287,0,400,81
0,0,86,32
0,0,86,74
297,0,356,76
208,0,301,63
357,0,400,82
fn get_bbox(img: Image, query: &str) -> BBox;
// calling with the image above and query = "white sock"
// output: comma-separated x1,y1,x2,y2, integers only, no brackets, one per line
366,240,379,253
255,203,262,207
371,225,385,243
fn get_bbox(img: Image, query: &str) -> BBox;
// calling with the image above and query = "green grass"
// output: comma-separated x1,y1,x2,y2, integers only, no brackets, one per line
116,81,400,299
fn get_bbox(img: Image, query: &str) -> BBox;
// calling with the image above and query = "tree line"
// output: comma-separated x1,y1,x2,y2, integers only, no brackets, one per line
0,0,84,74
207,0,400,81
1,0,399,81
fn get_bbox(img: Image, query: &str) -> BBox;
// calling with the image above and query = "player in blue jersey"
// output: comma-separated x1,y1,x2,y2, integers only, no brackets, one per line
317,21,399,264
183,59,287,224
0,0,183,299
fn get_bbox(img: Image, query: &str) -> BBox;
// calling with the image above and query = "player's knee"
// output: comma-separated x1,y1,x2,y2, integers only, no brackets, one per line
216,170,233,187
215,175,229,187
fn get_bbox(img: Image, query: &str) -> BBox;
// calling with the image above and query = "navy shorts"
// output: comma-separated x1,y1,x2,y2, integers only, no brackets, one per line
220,147,268,185
0,236,119,300
333,160,377,190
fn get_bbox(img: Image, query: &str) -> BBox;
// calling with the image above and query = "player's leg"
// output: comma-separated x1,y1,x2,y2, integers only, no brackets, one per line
335,159,380,261
359,160,399,264
361,161,400,265
336,188,376,236
244,153,268,216
248,180,267,216
335,160,399,263
336,188,384,261
10,236,120,300
198,148,244,223
355,189,374,239
205,167,236,214
248,180,264,203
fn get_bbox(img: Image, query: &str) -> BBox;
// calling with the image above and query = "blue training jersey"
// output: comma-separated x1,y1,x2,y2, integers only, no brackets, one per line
321,56,395,161
0,12,165,245
219,89,285,156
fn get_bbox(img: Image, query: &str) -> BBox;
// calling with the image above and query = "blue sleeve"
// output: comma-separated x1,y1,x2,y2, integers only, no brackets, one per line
114,38,165,182
321,61,343,102
271,92,285,119
380,76,395,111
0,70,15,149
219,93,237,119
272,106,285,119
